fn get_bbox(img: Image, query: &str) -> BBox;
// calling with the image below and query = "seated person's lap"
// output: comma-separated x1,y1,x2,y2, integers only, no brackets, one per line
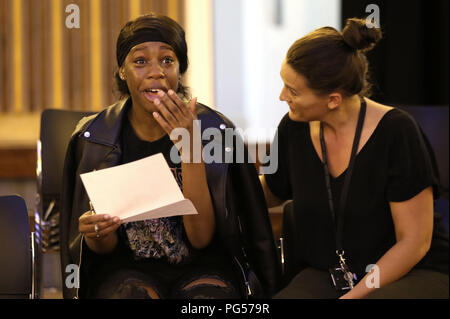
366,269,449,299
274,267,449,299
91,266,241,299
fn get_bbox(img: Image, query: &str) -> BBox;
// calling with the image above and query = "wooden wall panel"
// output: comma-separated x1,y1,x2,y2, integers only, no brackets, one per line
29,0,43,112
0,148,36,178
21,0,31,113
101,1,112,106
0,0,8,112
1,0,13,112
79,0,91,111
0,0,184,114
42,0,53,112
12,0,23,113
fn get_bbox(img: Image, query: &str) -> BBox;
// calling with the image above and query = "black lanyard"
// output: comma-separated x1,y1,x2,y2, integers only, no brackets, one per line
319,98,366,256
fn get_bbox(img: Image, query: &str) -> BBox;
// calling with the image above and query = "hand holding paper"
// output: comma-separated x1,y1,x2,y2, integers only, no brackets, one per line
80,153,198,223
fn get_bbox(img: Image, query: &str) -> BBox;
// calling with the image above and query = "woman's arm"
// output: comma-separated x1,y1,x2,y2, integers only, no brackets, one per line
182,159,216,249
340,186,434,299
152,91,215,249
259,175,286,208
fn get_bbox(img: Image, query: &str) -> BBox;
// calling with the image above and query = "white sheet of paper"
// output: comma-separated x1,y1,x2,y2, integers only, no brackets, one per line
80,153,198,222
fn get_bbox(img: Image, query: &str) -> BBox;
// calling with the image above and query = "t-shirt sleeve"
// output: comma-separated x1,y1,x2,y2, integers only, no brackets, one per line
263,115,293,200
386,111,440,202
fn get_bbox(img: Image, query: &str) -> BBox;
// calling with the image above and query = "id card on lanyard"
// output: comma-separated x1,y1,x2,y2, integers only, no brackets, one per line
320,97,367,291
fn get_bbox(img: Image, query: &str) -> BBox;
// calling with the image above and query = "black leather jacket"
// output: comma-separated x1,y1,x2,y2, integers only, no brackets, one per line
60,98,281,299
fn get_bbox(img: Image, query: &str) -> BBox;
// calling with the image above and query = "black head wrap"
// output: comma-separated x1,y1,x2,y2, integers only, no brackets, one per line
116,15,188,74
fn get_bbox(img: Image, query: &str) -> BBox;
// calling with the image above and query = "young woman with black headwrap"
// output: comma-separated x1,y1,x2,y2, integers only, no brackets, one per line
60,13,280,299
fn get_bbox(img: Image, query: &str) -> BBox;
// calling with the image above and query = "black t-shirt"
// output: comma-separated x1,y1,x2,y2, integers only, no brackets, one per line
84,115,240,297
121,115,181,172
120,115,192,264
118,115,231,268
265,109,449,279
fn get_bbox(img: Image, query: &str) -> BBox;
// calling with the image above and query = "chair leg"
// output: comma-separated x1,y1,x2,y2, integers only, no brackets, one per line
279,237,285,275
31,232,36,299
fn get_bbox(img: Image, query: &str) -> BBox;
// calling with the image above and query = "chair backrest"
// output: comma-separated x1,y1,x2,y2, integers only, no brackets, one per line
40,109,96,197
0,195,32,299
399,106,449,198
37,109,96,250
399,106,449,232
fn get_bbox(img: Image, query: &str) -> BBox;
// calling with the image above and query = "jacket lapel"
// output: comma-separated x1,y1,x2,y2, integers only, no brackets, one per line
80,98,131,147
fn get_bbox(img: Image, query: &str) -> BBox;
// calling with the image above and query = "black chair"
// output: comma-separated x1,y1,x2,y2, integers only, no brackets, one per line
0,195,34,299
399,106,449,198
36,109,96,252
399,106,449,233
279,106,449,285
35,109,95,297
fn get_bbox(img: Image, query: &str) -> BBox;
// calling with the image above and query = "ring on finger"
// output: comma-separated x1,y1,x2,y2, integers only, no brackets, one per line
94,223,100,238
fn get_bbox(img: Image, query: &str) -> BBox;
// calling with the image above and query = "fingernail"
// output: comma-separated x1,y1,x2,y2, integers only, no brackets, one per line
168,89,174,95
158,90,165,97
113,217,120,223
104,215,110,220
154,98,160,105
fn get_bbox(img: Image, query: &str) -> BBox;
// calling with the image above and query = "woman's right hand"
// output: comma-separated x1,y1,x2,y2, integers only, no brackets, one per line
78,211,122,240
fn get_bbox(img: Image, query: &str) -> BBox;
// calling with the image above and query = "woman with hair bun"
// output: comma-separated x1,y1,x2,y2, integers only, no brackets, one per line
260,18,448,298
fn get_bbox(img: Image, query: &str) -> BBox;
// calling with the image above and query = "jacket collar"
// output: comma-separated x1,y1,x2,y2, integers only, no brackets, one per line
80,98,131,147
79,96,234,147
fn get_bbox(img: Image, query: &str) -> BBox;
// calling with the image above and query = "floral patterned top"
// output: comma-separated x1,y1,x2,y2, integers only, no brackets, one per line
120,116,190,264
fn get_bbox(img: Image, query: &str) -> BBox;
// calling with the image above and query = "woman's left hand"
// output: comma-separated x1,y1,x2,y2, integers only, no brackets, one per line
152,89,199,156
152,90,215,249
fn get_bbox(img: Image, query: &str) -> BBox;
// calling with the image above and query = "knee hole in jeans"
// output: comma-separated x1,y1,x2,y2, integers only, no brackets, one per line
112,279,161,299
182,278,228,291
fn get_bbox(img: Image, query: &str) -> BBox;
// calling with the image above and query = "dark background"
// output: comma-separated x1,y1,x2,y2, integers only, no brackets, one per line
342,0,449,106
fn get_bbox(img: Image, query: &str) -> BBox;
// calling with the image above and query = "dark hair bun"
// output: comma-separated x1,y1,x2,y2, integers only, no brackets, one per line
342,18,382,52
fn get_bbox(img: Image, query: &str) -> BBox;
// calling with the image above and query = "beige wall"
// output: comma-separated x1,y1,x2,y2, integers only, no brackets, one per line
183,0,215,108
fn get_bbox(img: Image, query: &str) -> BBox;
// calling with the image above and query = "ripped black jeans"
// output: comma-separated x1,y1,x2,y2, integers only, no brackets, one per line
92,268,240,299
88,254,242,299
